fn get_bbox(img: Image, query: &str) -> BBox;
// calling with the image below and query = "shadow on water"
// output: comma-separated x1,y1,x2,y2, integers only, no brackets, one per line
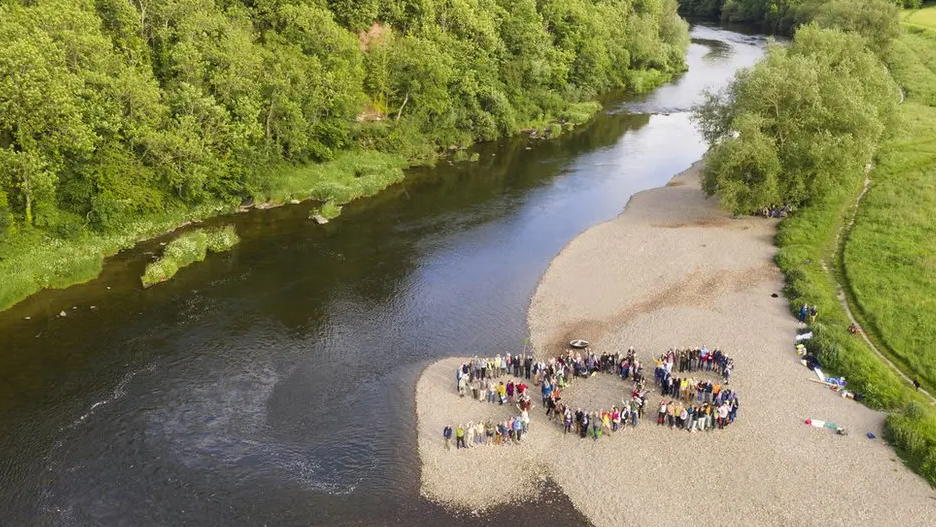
0,23,766,527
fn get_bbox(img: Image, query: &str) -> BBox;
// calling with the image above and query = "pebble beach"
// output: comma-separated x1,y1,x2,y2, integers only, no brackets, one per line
415,161,936,526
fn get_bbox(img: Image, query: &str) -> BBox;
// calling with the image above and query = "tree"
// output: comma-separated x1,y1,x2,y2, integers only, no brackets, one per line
792,0,901,55
693,24,899,213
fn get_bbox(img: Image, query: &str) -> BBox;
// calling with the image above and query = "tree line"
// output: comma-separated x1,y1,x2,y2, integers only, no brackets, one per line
0,0,690,250
692,0,904,213
676,0,924,34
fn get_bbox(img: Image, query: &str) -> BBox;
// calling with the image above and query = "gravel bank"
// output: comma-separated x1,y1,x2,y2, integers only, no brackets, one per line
417,161,936,525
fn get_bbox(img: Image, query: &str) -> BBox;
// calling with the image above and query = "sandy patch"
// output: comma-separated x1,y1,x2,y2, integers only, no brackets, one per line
416,160,936,525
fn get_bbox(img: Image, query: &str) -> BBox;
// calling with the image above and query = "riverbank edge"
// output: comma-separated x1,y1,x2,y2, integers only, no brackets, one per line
774,153,936,488
0,75,686,314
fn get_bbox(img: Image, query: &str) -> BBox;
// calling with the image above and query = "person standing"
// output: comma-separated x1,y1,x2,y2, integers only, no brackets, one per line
455,424,466,449
465,420,476,447
799,303,808,323
443,425,452,450
809,305,818,324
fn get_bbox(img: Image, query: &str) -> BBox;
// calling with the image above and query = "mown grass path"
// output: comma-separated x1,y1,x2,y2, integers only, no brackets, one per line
830,161,936,405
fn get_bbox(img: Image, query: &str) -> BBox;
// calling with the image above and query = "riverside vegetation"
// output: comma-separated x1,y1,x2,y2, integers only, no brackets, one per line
692,0,936,485
141,226,239,287
0,0,690,309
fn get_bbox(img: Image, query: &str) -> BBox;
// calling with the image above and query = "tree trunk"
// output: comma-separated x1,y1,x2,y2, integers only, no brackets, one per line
24,192,32,226
396,91,410,121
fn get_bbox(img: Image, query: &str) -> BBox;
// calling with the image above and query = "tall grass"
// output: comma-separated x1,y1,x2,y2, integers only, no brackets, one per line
843,103,936,392
141,226,239,288
259,150,409,207
776,184,910,410
0,202,230,311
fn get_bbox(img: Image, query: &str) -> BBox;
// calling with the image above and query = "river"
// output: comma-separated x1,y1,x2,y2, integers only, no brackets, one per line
0,24,766,527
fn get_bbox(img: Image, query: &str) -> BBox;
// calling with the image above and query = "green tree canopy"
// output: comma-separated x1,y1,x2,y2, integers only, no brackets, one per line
0,0,689,245
693,24,899,213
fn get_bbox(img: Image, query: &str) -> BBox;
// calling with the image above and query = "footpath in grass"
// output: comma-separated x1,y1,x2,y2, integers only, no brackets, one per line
775,29,936,486
845,30,936,393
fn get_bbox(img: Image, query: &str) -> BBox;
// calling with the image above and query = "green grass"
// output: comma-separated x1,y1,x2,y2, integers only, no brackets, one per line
839,30,936,484
259,150,409,205
903,5,936,32
792,27,936,487
0,201,230,310
141,226,239,287
776,182,910,410
318,201,343,220
844,102,936,392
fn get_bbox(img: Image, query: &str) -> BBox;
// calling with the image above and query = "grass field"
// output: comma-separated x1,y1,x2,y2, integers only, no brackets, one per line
903,5,936,33
775,27,936,485
846,28,936,484
845,30,936,393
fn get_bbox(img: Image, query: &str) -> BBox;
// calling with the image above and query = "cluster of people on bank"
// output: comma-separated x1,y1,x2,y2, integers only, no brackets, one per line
653,346,735,380
443,388,534,449
445,345,741,449
657,393,739,431
457,354,534,384
443,416,529,449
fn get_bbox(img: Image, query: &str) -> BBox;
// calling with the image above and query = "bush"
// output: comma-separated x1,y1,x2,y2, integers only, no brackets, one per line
142,230,210,287
885,401,936,484
320,201,343,220
205,226,239,253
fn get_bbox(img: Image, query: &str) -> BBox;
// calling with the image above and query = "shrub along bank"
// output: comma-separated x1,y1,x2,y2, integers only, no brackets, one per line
693,2,936,486
0,0,691,310
141,226,239,287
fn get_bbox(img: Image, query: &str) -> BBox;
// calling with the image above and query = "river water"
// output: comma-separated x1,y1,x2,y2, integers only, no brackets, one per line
0,24,765,527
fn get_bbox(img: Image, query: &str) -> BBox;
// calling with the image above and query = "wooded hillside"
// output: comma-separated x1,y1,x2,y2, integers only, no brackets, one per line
0,0,689,247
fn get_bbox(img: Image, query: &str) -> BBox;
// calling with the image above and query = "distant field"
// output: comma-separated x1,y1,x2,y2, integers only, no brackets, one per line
903,6,936,30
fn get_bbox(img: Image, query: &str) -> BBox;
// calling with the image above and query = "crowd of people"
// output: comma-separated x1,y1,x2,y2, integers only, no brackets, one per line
653,346,735,381
443,416,530,449
656,394,739,431
444,346,741,448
